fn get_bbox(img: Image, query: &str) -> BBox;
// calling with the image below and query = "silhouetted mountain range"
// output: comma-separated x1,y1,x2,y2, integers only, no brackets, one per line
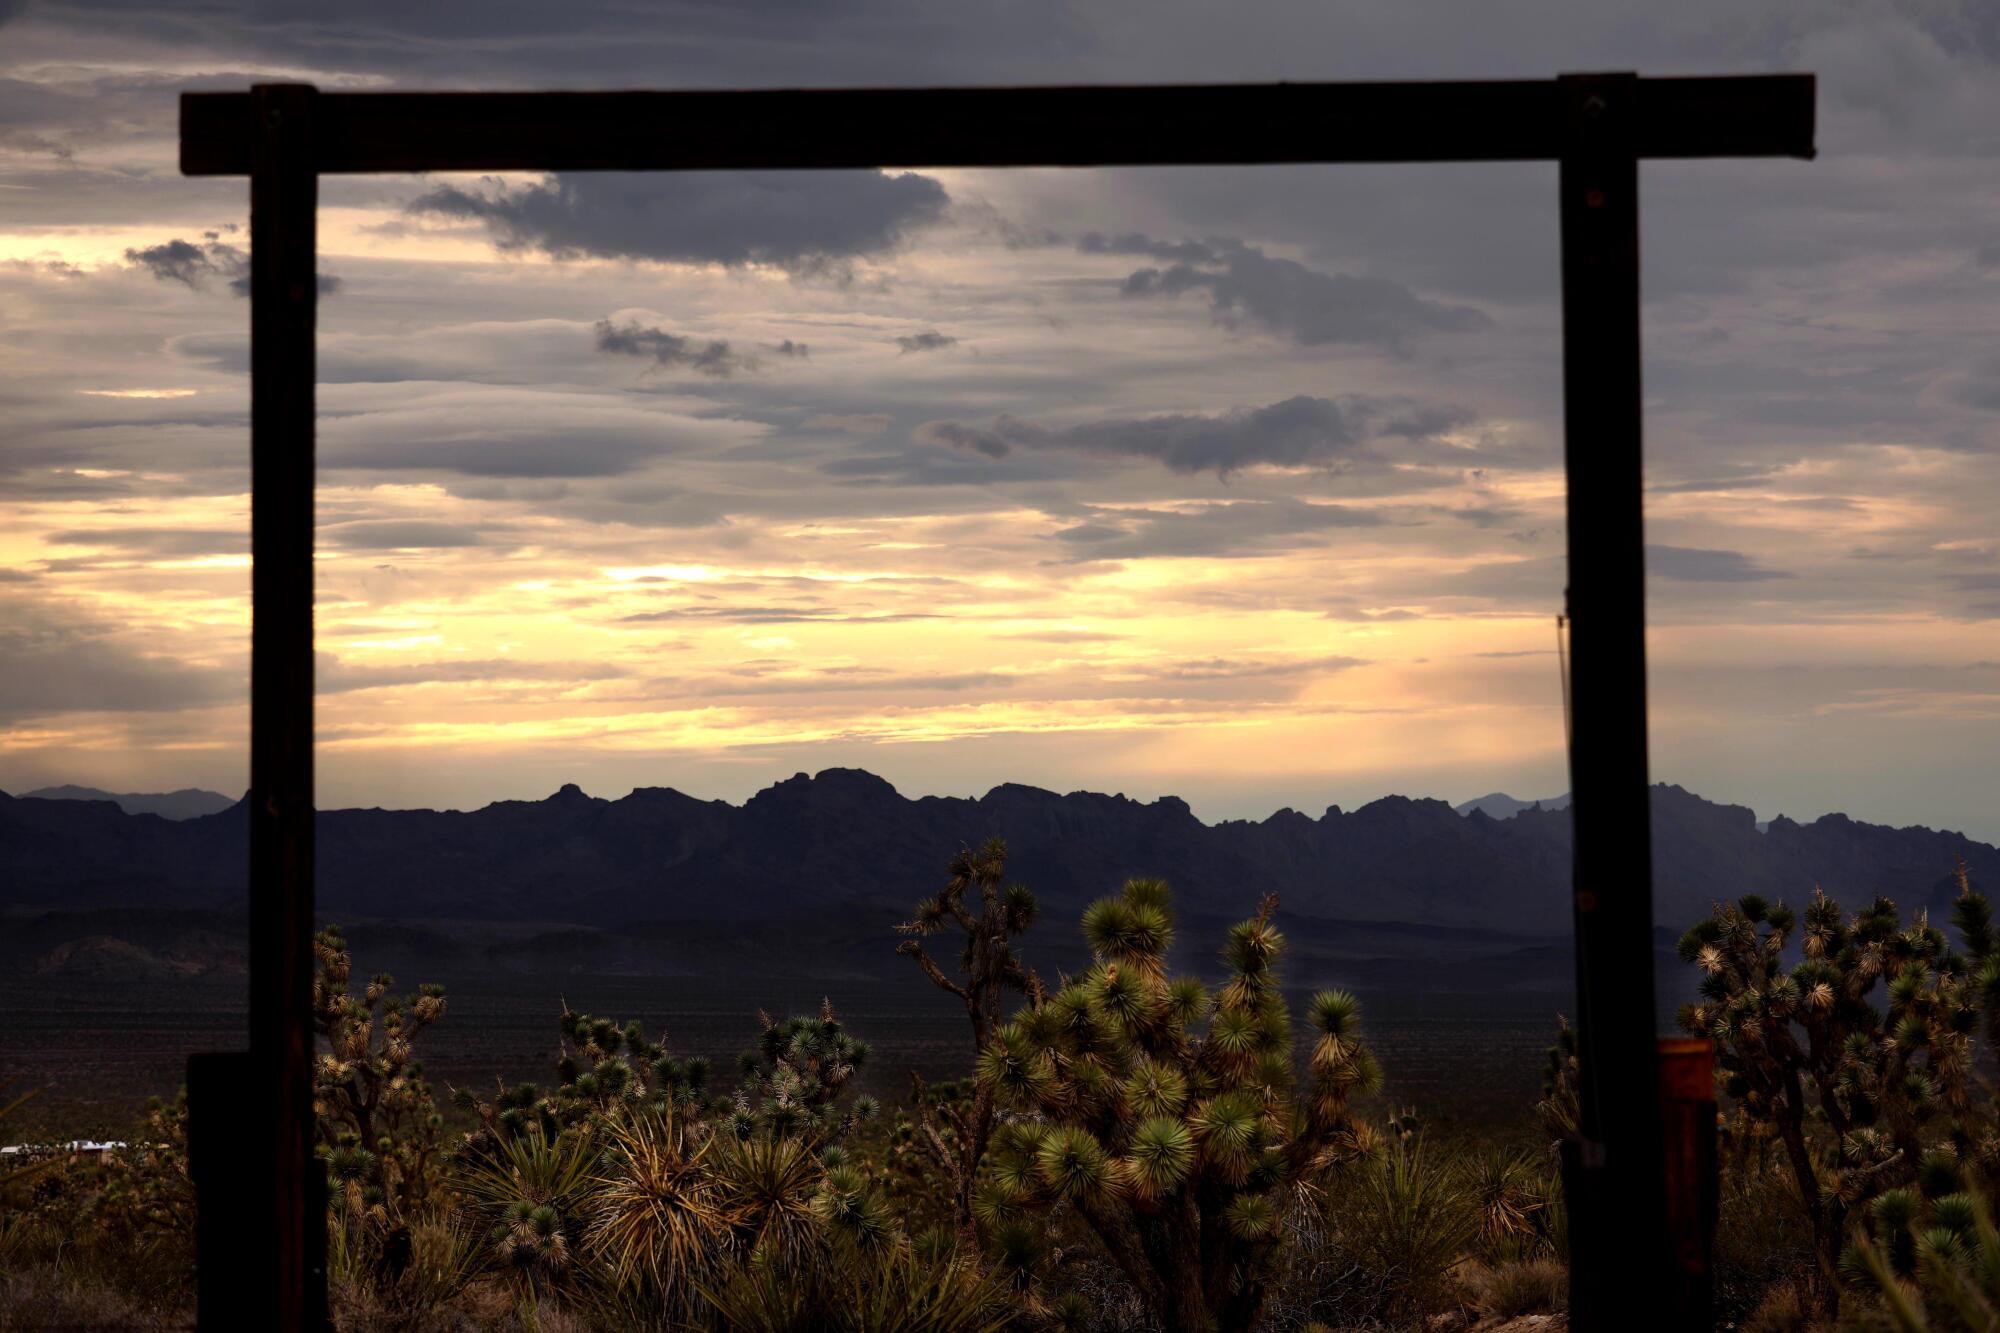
2,770,1992,938
1452,792,1571,820
21,785,235,821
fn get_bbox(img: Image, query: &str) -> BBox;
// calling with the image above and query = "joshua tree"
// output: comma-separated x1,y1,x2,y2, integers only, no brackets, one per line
729,1000,879,1144
1535,1017,1581,1153
1677,876,2000,1298
896,836,1045,1232
975,878,1379,1333
457,1007,713,1148
311,926,449,1236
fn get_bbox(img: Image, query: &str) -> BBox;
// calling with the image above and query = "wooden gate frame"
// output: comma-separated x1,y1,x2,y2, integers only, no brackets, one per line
179,73,1814,1330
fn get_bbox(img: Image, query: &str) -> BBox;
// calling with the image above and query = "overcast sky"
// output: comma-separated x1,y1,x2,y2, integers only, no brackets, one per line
1,1,1998,834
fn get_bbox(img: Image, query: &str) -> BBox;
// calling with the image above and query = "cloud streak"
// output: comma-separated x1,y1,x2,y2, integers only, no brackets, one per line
916,394,1474,478
593,319,756,378
1081,233,1492,350
407,170,949,273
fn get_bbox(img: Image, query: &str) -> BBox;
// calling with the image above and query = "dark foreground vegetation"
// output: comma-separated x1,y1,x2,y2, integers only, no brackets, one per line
4,842,1999,1330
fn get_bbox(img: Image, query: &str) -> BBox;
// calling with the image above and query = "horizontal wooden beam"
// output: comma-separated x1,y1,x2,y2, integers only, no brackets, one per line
181,74,1813,176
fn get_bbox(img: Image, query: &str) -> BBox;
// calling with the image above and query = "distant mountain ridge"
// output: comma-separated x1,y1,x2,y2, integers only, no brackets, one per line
2,770,1994,936
20,785,236,821
1453,792,1572,820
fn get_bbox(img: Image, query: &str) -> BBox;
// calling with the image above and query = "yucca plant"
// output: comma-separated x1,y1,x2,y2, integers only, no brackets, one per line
897,836,1045,1234
712,1130,825,1265
1329,1127,1481,1325
586,1105,741,1316
1841,1174,2000,1331
1677,874,2000,1297
974,880,1379,1333
456,1119,598,1300
1464,1147,1558,1261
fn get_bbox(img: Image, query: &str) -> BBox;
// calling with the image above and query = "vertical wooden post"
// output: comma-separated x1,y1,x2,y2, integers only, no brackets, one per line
187,1051,253,1327
239,81,324,1331
1557,72,1672,1329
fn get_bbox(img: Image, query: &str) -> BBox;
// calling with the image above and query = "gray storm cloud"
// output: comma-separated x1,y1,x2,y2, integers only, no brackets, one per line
593,320,755,378
406,170,949,273
126,234,340,296
894,330,958,354
1081,233,1492,351
916,394,1475,478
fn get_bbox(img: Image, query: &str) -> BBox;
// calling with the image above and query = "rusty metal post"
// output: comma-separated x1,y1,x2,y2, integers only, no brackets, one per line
1659,1037,1719,1325
1558,72,1672,1329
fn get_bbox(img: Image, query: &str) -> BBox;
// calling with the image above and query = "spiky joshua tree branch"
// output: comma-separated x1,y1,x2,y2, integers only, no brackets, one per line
894,835,1044,1234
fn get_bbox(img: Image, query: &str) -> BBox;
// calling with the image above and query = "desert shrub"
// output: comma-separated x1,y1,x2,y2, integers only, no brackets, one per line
1324,1124,1481,1327
1461,1145,1558,1262
700,1242,1013,1333
1714,1148,1822,1324
0,1092,196,1322
1742,1279,1818,1333
457,1120,601,1302
1460,1255,1568,1320
712,1131,825,1265
584,1106,740,1322
0,1262,180,1332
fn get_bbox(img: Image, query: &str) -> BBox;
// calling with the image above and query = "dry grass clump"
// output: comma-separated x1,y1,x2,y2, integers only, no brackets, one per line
1459,1256,1568,1320
1739,1279,1816,1333
0,1263,181,1332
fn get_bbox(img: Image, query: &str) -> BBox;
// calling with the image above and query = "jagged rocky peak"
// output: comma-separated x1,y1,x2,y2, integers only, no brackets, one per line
756,768,903,803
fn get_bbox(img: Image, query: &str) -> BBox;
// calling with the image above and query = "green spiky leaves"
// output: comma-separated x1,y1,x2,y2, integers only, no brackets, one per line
1309,989,1361,1038
1124,1060,1189,1120
1222,914,1285,982
1192,1090,1264,1185
1091,963,1163,1033
1122,1117,1194,1198
1082,892,1173,970
978,1029,1053,1107
1167,976,1210,1027
1035,1126,1116,1202
1223,1192,1278,1240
